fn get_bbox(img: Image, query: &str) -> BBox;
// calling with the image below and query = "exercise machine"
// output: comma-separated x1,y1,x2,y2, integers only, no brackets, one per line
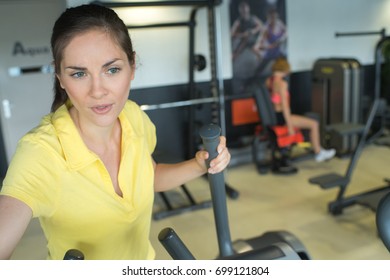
312,58,362,156
251,80,307,175
237,79,313,175
63,249,84,260
309,36,390,215
158,123,311,260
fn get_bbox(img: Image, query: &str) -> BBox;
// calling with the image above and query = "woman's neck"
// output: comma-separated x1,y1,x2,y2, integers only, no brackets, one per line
69,106,121,151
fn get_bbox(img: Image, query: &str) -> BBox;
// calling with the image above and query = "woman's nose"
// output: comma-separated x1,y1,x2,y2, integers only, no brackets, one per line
89,76,107,99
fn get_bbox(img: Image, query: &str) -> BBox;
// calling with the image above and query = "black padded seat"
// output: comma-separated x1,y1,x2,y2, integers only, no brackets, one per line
325,123,365,136
308,173,349,189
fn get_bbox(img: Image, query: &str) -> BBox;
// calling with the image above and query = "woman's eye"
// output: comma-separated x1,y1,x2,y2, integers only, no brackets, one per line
107,67,120,75
71,72,85,78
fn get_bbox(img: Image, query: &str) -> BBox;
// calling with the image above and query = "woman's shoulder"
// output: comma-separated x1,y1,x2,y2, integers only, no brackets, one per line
20,114,57,144
121,100,155,133
122,100,145,118
18,114,61,153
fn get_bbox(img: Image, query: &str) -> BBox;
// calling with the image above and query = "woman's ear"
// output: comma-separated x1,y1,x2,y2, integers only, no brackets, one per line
130,66,135,80
53,61,65,89
55,74,65,89
130,51,136,80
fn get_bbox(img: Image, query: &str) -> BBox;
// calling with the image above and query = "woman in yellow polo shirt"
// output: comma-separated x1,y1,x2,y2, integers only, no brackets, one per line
0,4,231,260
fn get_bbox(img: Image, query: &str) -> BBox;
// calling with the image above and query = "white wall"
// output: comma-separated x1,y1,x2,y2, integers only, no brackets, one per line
287,0,390,72
66,0,390,87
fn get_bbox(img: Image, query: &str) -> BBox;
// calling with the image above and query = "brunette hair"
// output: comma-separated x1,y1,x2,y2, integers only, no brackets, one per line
50,4,135,112
271,57,290,73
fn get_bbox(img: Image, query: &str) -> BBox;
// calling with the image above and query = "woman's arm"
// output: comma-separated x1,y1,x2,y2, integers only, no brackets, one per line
231,19,241,38
0,195,32,259
279,81,295,135
251,16,264,36
153,136,230,192
253,29,267,51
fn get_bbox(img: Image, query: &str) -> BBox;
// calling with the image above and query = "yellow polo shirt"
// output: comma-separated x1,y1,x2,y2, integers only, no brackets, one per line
1,100,156,259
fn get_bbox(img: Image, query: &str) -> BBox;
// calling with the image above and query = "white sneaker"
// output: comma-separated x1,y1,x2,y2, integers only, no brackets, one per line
315,148,336,162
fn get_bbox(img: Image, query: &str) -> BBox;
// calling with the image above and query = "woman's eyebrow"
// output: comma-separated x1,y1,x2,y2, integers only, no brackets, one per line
65,66,87,71
64,59,122,70
103,58,121,68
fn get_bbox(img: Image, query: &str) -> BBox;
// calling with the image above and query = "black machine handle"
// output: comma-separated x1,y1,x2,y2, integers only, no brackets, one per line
199,123,234,257
376,192,390,252
63,249,84,260
158,227,196,260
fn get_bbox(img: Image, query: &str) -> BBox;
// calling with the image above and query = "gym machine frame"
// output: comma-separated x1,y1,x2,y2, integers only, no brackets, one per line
92,0,239,221
309,36,390,215
159,123,311,260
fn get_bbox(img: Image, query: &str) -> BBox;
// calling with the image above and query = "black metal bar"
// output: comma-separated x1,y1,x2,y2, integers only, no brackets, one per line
374,36,390,100
126,21,192,29
180,184,197,204
153,200,212,220
207,5,219,125
199,124,235,257
153,184,213,220
187,8,198,159
140,97,217,111
158,228,196,260
159,192,173,210
210,5,226,136
92,0,221,8
332,185,390,212
335,28,386,38
344,99,379,179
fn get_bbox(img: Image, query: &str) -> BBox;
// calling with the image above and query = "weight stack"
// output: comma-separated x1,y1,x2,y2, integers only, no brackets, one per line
311,58,363,155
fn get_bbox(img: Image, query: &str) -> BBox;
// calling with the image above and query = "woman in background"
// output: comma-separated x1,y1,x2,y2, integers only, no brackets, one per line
266,57,336,162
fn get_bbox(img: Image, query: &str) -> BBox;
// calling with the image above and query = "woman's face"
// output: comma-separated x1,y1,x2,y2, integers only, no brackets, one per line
56,29,134,128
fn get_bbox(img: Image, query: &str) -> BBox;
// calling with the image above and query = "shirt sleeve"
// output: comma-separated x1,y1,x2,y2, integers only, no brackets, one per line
1,136,59,217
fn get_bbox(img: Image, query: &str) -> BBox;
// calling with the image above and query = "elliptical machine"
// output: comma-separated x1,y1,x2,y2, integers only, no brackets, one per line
158,123,311,260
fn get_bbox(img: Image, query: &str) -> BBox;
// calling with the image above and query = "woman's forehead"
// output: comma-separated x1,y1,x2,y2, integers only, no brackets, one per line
62,30,125,63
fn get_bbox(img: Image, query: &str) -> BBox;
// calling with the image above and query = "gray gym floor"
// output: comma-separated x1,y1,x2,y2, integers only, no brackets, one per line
10,143,390,260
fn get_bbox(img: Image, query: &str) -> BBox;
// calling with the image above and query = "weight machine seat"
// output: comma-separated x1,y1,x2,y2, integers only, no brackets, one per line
272,126,304,148
376,192,390,252
253,82,304,148
308,173,349,189
251,81,304,174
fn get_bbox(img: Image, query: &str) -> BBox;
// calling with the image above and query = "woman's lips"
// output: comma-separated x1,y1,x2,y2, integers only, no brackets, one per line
91,104,112,114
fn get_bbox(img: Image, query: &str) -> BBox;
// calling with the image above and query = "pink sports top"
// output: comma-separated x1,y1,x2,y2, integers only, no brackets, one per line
268,76,290,105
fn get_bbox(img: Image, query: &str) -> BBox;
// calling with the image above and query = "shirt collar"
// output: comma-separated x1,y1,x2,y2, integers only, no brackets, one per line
52,104,98,170
51,103,135,171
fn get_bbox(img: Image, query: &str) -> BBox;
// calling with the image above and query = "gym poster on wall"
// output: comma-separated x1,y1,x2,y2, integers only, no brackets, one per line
230,0,287,95
228,0,287,128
